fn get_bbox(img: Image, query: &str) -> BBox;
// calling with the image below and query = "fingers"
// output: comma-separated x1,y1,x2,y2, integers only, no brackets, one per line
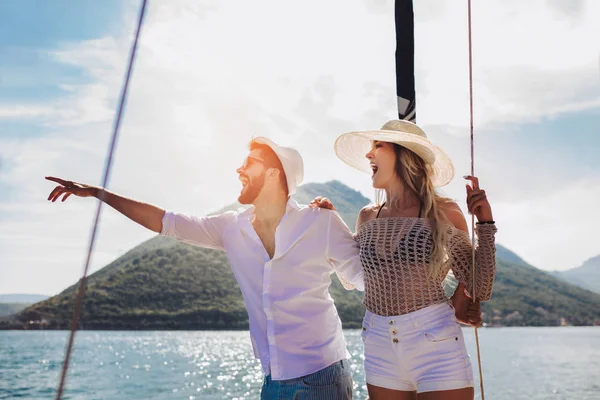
467,306,481,316
467,190,486,202
309,196,323,208
464,175,480,190
320,199,334,210
45,176,69,186
46,176,78,202
469,312,482,325
48,186,63,201
465,176,487,215
469,199,489,215
309,197,334,210
467,190,487,212
467,301,482,326
48,186,72,202
51,188,67,202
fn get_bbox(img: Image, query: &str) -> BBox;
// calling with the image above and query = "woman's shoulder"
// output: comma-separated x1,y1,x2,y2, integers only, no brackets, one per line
356,203,381,230
359,203,380,217
437,199,468,233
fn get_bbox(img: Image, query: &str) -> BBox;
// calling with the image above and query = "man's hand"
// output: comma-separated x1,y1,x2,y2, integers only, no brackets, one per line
45,176,164,232
46,176,98,202
452,281,483,327
309,196,336,210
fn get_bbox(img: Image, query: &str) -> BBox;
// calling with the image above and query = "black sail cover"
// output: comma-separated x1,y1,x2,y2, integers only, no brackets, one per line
395,0,416,122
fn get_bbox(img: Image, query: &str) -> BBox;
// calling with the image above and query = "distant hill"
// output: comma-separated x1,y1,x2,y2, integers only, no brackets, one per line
495,245,527,266
483,257,600,326
7,180,600,330
551,255,600,294
0,294,49,303
0,294,49,318
0,304,30,318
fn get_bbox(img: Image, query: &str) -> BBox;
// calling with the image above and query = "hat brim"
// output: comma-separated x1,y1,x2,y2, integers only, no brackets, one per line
334,130,455,187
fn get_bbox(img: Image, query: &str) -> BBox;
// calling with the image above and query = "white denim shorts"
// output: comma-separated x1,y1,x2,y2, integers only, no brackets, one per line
361,302,474,393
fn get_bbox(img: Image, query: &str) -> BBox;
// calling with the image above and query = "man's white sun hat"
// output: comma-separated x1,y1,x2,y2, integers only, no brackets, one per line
253,137,304,195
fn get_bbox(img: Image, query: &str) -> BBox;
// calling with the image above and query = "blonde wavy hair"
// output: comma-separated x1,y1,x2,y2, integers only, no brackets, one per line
375,144,453,279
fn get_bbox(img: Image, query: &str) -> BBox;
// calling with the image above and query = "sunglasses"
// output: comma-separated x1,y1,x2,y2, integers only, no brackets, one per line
241,156,266,169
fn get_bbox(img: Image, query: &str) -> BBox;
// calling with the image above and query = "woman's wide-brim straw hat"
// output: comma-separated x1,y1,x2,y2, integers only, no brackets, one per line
334,120,455,187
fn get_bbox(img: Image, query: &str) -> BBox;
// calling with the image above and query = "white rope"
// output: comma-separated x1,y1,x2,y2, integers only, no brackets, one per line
467,0,486,398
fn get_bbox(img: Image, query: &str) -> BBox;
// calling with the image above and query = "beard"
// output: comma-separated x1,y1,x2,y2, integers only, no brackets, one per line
238,172,266,205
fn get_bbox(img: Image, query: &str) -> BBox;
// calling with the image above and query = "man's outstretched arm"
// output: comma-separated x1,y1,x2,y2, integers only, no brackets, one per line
46,176,164,233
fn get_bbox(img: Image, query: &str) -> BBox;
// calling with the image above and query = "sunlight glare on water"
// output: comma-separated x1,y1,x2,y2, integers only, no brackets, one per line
1,328,599,399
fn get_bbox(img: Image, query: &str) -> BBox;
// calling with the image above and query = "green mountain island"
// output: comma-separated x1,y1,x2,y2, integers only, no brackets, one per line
551,255,600,294
5,181,600,330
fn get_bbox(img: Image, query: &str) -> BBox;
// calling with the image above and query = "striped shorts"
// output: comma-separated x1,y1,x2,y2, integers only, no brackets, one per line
260,359,353,399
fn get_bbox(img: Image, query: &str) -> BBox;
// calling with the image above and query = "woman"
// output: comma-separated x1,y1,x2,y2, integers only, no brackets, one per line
322,120,496,399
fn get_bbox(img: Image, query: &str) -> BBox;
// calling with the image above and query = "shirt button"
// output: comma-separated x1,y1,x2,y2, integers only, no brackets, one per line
389,320,395,325
391,329,397,335
392,338,399,343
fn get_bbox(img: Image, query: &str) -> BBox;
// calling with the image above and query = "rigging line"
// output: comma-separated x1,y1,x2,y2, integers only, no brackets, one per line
466,0,485,399
55,1,149,399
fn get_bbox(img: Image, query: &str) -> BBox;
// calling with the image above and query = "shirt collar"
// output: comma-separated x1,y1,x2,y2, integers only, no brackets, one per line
240,197,299,220
286,197,300,211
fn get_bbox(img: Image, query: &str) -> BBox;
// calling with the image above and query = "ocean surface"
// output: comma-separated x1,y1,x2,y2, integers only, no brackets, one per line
1,327,599,399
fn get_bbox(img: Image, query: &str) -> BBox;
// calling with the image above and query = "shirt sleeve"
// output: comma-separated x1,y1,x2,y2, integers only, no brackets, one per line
326,211,364,291
448,223,497,301
160,210,235,251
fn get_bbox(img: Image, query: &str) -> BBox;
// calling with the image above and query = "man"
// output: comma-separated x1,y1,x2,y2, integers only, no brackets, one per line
46,137,480,399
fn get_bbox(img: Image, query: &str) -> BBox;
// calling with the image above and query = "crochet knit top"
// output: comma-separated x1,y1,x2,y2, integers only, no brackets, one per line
354,215,497,316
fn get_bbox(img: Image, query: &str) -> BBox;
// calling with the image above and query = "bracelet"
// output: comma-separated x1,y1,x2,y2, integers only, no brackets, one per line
476,220,495,225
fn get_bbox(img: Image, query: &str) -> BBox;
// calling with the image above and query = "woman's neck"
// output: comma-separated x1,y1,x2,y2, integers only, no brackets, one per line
383,180,420,211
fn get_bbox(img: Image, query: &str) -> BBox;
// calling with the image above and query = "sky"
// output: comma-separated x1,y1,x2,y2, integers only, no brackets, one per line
0,0,599,295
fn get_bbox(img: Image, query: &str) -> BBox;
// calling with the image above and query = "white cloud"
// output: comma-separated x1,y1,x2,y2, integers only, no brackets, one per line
493,177,600,270
0,105,56,119
1,0,599,294
414,0,600,129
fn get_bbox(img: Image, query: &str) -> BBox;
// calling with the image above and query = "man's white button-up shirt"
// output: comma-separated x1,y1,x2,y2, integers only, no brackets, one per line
160,198,363,380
